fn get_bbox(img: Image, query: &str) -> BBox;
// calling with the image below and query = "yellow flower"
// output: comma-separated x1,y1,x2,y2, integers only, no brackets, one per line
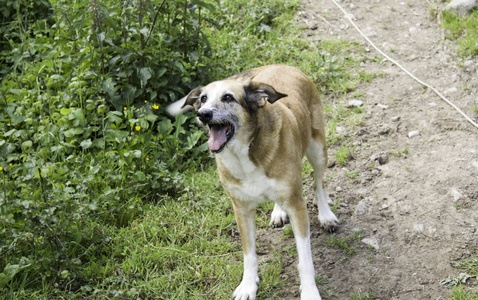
152,104,159,110
9,164,12,167
0,167,3,171
124,107,127,110
144,100,148,103
135,126,141,131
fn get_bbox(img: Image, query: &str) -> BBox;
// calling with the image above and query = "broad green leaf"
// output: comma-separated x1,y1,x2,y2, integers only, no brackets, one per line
60,108,72,116
138,67,152,88
80,139,92,150
134,171,146,181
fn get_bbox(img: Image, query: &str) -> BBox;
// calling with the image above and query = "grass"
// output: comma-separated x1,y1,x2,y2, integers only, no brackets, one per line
351,290,377,300
325,230,363,256
392,147,409,157
446,255,478,299
451,285,478,300
442,10,478,57
335,144,355,165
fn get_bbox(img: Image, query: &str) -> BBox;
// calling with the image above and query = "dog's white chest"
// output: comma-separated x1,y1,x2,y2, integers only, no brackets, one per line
217,143,289,203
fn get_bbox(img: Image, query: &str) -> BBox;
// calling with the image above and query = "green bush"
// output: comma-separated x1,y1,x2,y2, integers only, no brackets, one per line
0,0,214,293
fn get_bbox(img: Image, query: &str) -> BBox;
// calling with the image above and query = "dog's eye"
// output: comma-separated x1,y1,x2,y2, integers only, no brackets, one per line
200,95,207,103
222,94,234,103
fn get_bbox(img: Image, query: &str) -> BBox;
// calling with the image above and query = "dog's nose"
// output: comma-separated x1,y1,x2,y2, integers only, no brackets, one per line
198,109,213,123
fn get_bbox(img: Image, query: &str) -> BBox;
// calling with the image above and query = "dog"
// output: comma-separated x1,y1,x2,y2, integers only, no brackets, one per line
168,65,339,300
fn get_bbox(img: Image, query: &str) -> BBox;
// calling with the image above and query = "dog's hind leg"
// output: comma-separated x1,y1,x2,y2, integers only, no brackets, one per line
306,137,339,231
269,203,289,227
231,200,259,300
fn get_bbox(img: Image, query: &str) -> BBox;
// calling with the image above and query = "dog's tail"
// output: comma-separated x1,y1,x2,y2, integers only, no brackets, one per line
166,96,193,116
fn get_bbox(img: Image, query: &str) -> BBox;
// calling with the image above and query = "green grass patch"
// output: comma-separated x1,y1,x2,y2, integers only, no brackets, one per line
451,285,478,300
335,144,355,165
351,290,377,300
442,10,478,57
325,230,363,256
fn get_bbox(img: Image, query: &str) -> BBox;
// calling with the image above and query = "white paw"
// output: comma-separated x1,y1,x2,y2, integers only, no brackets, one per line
269,204,289,227
318,211,339,231
300,285,322,300
233,278,259,300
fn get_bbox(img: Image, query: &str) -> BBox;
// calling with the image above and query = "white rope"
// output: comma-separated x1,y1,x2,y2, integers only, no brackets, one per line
330,0,478,129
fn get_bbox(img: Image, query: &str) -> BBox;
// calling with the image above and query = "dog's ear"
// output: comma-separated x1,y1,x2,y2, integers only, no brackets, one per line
245,82,288,109
181,86,203,111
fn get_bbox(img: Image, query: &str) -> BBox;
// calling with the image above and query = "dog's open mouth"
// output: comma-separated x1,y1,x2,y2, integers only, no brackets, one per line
207,122,235,153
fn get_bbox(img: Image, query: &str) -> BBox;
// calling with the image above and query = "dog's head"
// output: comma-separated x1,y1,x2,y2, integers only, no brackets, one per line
182,80,287,154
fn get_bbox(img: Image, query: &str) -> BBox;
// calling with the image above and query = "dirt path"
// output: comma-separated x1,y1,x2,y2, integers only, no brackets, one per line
263,1,478,299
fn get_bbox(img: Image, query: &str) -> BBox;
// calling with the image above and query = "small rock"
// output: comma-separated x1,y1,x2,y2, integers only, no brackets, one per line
362,238,380,250
444,0,478,16
444,87,458,94
355,201,367,215
347,100,364,108
408,130,420,138
336,186,343,192
327,158,336,168
451,187,463,202
400,205,411,215
377,124,392,135
464,60,476,72
336,126,348,136
381,203,389,210
370,153,389,165
414,224,424,232
391,116,401,122
472,161,478,169
377,104,389,109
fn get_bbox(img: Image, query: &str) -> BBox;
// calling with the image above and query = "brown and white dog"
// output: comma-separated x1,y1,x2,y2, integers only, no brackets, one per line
168,65,339,300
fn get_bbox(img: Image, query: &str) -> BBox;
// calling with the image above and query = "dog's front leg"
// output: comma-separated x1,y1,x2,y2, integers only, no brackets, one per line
232,200,259,300
286,197,322,300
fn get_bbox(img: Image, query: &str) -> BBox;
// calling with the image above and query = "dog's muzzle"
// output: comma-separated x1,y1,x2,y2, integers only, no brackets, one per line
198,109,235,154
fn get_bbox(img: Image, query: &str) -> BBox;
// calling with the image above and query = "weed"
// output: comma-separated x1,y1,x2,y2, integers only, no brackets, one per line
346,171,359,179
451,285,478,300
335,145,354,165
456,256,478,276
442,10,478,57
257,255,286,299
351,290,377,300
392,148,409,157
283,225,295,238
326,232,361,255
331,196,341,212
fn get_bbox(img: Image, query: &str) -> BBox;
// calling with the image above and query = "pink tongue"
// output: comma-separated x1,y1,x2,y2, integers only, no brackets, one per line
207,124,230,152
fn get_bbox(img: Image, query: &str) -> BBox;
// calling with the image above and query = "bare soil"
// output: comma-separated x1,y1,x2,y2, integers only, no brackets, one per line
256,1,478,299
